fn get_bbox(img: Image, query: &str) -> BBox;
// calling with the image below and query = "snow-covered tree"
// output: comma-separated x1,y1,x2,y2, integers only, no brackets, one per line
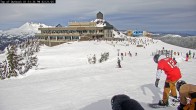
0,60,8,79
99,52,109,63
1,38,40,80
21,39,39,74
0,62,3,79
6,45,18,77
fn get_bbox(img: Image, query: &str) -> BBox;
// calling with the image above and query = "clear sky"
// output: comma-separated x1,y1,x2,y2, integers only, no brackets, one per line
0,0,196,32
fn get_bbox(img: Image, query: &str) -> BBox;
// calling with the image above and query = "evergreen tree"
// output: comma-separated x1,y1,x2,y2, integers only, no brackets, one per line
1,38,40,80
0,62,3,79
6,45,18,77
0,60,8,79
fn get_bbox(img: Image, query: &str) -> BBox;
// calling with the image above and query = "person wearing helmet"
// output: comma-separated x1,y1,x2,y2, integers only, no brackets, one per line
153,54,182,106
111,94,144,110
176,80,196,110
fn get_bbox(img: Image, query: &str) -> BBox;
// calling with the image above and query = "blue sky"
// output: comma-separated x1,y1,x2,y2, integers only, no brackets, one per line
0,0,196,32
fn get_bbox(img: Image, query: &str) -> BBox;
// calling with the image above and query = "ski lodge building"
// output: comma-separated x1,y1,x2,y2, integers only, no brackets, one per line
36,12,115,46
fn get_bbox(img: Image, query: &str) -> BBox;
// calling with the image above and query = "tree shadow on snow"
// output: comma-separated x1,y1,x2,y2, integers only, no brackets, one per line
80,99,112,110
141,83,162,103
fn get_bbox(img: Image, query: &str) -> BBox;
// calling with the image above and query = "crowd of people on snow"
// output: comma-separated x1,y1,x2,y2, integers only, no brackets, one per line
104,37,155,48
85,39,195,110
1,37,195,109
152,47,196,62
113,44,196,109
110,52,196,110
87,40,196,109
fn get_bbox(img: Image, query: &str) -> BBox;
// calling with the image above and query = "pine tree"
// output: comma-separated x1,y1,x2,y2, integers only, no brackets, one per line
0,60,8,79
6,45,18,77
1,38,40,79
0,62,3,79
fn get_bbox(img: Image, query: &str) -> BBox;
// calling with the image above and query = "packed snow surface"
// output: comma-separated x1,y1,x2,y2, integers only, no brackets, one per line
0,37,196,110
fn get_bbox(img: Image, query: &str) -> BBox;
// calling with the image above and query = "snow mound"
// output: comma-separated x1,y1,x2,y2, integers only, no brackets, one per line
112,30,127,39
92,19,106,27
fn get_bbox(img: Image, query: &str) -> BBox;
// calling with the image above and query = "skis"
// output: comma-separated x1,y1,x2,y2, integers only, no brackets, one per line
148,103,167,108
148,102,178,109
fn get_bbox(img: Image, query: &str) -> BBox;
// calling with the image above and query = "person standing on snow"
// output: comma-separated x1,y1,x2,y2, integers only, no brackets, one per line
92,54,96,64
153,54,182,106
176,80,196,110
186,53,189,61
193,52,195,59
117,57,121,68
121,53,123,60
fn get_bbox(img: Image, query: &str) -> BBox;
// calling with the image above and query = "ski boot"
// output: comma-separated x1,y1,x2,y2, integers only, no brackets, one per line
158,100,169,106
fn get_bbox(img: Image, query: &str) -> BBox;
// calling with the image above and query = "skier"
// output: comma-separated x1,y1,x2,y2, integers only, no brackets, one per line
128,51,132,57
111,94,144,110
153,54,182,106
117,57,121,68
186,53,189,61
189,50,191,59
176,80,196,110
121,53,123,60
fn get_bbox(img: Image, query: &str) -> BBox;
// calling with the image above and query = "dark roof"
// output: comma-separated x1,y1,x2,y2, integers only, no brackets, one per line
56,24,63,27
104,21,114,29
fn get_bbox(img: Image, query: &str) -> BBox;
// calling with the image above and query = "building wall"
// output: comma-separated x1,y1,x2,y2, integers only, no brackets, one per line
36,25,108,46
104,29,113,38
127,30,133,36
132,30,143,37
68,22,96,27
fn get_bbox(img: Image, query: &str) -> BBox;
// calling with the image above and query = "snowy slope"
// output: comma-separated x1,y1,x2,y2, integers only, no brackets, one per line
163,34,182,37
0,38,196,110
112,30,127,39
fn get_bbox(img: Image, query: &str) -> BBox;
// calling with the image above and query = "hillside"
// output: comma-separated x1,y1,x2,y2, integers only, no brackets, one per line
0,37,196,110
153,36,196,49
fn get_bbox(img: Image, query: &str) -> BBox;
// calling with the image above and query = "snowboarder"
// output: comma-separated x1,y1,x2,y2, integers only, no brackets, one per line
153,54,182,106
111,94,144,110
176,80,196,110
117,58,121,68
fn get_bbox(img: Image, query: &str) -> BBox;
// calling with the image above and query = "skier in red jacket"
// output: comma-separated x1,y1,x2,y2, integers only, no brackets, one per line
153,54,182,106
